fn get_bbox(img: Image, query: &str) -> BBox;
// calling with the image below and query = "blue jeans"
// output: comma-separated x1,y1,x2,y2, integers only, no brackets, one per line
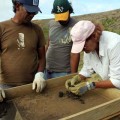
45,69,70,79
0,84,14,89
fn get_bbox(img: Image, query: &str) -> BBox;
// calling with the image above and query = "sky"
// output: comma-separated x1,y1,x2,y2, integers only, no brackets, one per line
0,0,120,22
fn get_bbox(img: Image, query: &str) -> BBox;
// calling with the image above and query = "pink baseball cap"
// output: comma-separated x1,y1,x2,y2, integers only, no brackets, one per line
71,20,95,53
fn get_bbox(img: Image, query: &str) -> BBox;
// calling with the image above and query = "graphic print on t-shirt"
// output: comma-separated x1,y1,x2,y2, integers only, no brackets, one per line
17,33,25,49
59,28,72,44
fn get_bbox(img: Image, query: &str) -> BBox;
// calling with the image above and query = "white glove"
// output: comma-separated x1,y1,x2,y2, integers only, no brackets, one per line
0,87,5,102
32,72,46,93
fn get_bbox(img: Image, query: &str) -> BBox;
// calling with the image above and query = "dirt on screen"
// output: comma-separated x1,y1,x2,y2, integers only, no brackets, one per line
14,86,109,120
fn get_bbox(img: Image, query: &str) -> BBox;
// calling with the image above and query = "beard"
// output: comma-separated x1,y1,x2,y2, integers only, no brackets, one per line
59,19,70,26
23,16,33,23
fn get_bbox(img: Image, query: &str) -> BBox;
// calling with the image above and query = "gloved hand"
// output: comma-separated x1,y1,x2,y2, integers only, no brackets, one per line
69,82,95,96
0,87,5,102
65,75,81,89
32,72,46,93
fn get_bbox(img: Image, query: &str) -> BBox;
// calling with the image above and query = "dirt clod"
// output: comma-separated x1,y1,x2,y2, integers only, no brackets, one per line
66,91,85,104
58,91,64,97
58,91,85,104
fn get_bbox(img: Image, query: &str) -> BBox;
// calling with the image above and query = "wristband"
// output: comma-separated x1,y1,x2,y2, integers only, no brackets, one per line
86,82,96,90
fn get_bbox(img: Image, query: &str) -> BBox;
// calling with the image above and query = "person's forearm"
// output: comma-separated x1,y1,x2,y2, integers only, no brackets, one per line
79,74,87,80
37,47,46,72
95,80,115,88
45,45,48,53
70,53,80,73
38,58,46,72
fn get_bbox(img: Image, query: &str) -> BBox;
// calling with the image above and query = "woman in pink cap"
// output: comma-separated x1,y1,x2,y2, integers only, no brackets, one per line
65,20,120,96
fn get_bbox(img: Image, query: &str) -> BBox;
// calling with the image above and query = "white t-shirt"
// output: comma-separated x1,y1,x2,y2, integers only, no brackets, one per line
79,31,120,89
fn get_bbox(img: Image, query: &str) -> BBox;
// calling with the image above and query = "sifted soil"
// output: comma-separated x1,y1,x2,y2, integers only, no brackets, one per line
14,86,109,120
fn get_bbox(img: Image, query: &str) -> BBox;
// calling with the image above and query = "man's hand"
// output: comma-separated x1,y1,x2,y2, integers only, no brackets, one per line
0,87,5,102
65,75,81,89
68,82,95,96
32,72,46,93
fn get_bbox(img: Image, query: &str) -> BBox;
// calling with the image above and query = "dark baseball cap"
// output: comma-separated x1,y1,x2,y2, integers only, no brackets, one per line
52,0,72,21
16,0,42,13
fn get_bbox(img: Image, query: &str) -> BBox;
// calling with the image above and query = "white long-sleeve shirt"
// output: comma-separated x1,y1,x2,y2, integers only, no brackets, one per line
79,31,120,89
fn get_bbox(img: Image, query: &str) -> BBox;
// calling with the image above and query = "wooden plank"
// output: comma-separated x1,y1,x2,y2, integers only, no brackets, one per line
60,97,120,120
4,73,120,120
15,111,23,120
4,84,33,100
13,86,109,120
103,111,120,120
4,73,76,100
93,88,120,99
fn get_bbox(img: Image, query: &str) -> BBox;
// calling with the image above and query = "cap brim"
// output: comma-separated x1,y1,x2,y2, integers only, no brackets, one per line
23,4,42,13
55,11,69,21
71,41,85,53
